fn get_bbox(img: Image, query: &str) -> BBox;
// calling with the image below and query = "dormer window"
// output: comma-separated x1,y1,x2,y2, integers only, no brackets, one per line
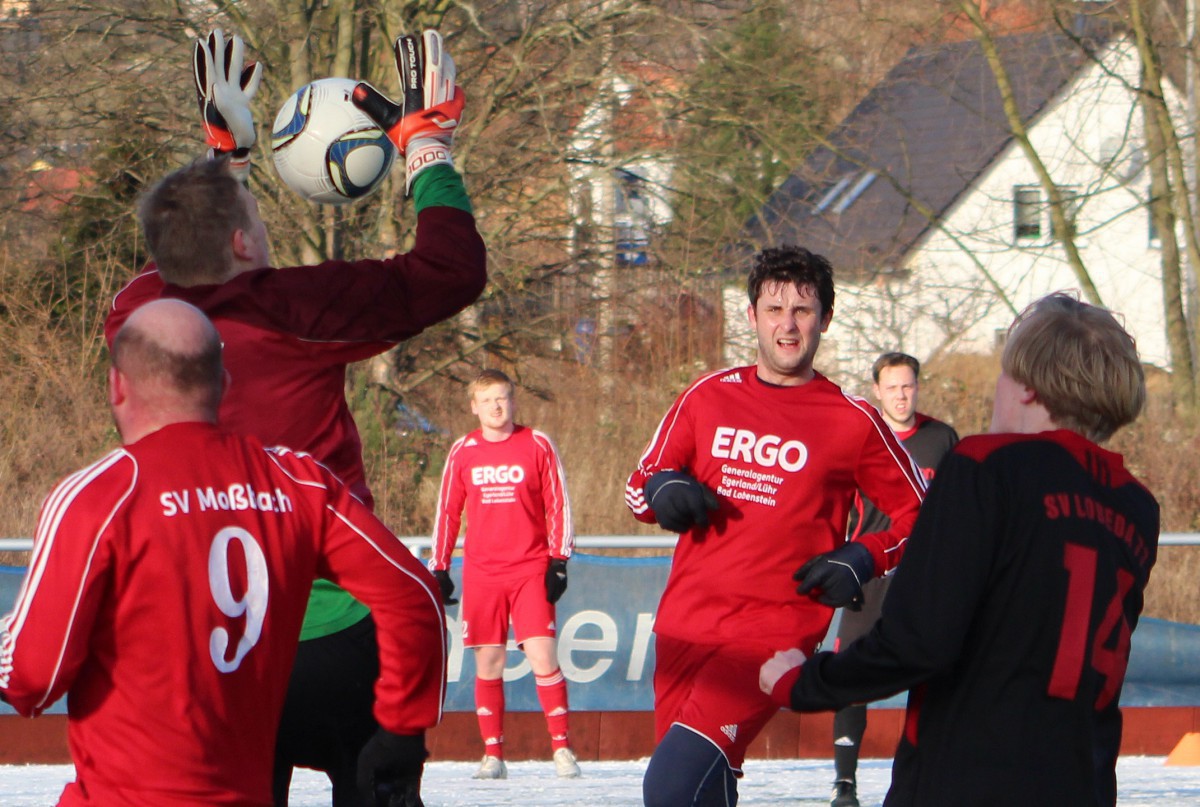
1014,185,1042,240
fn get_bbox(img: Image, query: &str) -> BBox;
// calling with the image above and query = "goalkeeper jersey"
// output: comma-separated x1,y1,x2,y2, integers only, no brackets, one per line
105,203,485,639
625,365,926,651
0,422,446,806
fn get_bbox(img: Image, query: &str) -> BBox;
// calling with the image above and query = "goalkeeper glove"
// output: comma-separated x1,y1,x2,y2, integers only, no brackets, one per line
192,29,262,183
794,542,874,610
643,470,720,534
545,559,568,604
431,569,458,606
352,30,463,194
357,728,427,807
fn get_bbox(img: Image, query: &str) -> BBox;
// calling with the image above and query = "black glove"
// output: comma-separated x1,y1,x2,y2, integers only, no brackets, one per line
643,470,720,533
431,570,458,605
545,559,568,604
794,542,875,610
357,728,428,807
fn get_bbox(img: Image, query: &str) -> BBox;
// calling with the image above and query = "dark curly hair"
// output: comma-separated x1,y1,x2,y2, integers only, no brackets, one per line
746,245,835,316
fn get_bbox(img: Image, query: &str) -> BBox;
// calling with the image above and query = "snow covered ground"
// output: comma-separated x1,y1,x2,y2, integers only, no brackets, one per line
3,756,1199,805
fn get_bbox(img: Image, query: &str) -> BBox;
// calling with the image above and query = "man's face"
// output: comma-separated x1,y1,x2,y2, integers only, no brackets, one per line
470,383,514,432
874,364,918,430
747,280,831,386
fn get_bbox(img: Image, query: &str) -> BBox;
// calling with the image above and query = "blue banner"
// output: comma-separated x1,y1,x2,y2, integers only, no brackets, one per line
4,556,1200,714
442,553,669,711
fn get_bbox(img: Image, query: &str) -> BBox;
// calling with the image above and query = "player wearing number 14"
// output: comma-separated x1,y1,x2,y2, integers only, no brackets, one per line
759,293,1159,807
0,300,445,806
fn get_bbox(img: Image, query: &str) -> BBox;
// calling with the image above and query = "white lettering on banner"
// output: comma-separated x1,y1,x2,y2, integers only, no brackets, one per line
443,609,657,685
559,610,617,683
627,612,655,681
710,427,808,472
471,465,526,485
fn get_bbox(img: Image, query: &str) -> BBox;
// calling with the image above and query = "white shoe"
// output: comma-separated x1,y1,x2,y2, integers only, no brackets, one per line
472,754,507,780
553,747,581,778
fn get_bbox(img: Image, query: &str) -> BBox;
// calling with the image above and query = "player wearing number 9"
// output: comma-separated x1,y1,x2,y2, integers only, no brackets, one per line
758,293,1159,807
0,300,446,807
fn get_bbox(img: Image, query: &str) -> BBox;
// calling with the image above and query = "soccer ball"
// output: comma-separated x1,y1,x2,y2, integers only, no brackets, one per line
270,77,397,205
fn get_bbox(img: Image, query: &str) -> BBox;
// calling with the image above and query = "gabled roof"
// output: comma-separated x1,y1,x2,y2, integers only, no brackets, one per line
742,15,1119,278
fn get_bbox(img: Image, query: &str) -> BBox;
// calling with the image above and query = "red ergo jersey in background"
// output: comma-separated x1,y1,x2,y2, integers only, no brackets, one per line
431,425,573,580
625,366,926,652
0,423,446,806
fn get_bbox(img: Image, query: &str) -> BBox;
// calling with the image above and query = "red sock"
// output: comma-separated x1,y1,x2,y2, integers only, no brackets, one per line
535,668,570,751
475,676,505,758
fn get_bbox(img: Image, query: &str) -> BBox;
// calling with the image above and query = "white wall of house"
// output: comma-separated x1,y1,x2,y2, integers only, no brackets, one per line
824,36,1186,391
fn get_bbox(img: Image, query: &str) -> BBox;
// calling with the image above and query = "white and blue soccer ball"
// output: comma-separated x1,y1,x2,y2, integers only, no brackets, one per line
270,77,397,205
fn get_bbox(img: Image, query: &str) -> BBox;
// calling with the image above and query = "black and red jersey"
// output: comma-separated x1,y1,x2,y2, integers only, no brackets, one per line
790,429,1160,806
848,413,959,540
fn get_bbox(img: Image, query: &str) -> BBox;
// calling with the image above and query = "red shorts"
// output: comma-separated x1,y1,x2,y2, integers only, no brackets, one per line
461,571,556,648
652,635,782,772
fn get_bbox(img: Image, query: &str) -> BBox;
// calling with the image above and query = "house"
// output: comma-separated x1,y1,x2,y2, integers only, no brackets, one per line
734,14,1185,390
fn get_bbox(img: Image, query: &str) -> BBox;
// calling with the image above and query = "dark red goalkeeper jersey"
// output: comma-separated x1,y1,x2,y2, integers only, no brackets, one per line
0,423,446,806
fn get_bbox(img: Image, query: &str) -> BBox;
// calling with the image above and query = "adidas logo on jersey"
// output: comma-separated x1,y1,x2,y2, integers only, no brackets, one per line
720,372,743,383
720,724,738,742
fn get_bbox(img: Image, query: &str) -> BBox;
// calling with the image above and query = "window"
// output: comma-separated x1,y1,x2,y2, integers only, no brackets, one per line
614,169,650,266
814,171,877,214
1050,186,1081,240
1013,186,1041,241
1013,185,1082,244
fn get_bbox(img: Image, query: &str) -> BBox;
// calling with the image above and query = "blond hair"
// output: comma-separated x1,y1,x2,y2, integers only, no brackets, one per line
1002,293,1145,443
468,369,514,398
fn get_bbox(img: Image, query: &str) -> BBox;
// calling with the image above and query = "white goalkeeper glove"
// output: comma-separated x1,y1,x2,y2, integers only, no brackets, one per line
351,30,463,194
193,29,263,183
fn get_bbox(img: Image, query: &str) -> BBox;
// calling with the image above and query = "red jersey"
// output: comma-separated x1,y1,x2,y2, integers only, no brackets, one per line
625,366,926,650
430,425,573,580
0,423,446,806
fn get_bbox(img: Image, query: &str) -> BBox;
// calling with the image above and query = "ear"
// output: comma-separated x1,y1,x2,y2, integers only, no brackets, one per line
747,302,757,329
108,365,126,409
231,227,253,261
820,307,833,332
470,396,480,416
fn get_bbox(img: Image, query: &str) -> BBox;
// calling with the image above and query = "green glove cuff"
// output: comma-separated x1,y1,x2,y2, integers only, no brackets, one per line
411,164,473,214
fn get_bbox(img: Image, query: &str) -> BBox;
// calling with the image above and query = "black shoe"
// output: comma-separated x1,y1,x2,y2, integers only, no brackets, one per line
831,778,859,807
